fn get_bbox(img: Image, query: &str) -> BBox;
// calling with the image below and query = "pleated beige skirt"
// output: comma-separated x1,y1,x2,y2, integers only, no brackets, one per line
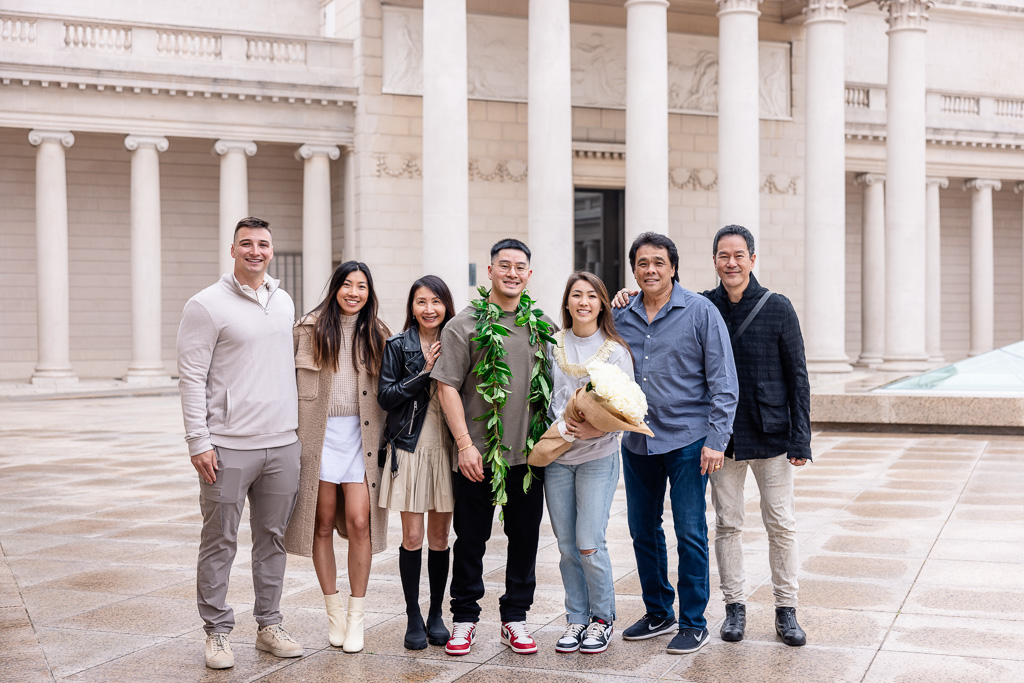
379,393,454,513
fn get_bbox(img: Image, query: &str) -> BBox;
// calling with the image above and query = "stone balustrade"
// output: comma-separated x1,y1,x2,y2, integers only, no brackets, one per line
846,81,1024,146
0,12,353,93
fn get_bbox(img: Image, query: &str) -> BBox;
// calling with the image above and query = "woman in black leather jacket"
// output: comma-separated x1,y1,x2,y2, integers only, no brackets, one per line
377,275,456,651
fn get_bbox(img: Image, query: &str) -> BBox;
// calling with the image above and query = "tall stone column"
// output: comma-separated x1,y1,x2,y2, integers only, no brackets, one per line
855,173,885,368
803,0,851,373
925,177,948,363
1017,182,1024,339
423,0,469,307
625,0,669,286
297,144,341,315
965,178,1001,356
213,139,257,276
878,0,932,371
528,0,573,315
342,145,357,261
124,135,170,382
28,130,77,384
716,0,762,241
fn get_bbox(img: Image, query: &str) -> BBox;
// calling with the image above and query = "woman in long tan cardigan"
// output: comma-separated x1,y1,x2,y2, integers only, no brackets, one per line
283,261,389,653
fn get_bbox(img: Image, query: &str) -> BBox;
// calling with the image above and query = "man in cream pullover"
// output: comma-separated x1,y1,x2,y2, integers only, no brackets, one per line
176,216,303,669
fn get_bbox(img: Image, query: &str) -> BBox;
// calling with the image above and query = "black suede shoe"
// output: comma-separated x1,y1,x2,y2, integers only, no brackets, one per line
622,614,677,641
399,546,428,650
720,603,745,642
775,607,806,647
426,548,451,646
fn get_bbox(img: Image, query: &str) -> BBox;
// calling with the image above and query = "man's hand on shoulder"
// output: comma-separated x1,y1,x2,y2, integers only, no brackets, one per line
192,449,219,484
700,446,725,475
611,288,639,309
459,444,485,482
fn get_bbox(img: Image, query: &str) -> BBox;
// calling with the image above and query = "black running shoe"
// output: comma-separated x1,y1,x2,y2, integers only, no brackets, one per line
666,627,709,654
621,614,677,641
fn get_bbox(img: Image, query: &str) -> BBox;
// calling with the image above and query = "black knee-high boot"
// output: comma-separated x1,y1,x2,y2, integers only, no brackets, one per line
399,546,427,650
426,547,451,646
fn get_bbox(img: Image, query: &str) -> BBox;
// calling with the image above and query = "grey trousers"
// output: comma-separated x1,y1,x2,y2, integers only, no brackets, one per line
197,440,301,634
710,454,799,608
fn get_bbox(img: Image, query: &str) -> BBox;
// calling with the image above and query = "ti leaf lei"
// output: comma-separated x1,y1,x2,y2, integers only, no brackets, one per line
470,285,556,516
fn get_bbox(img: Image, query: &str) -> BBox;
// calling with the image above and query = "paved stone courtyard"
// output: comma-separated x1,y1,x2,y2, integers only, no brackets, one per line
2,393,1023,682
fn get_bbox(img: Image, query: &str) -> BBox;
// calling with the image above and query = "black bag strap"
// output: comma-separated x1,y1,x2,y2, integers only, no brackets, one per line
733,291,773,341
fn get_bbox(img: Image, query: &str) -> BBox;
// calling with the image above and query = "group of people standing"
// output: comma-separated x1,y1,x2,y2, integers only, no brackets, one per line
177,216,811,670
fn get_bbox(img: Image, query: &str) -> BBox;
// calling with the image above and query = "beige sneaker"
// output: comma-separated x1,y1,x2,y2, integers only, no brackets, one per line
205,633,234,669
256,623,304,658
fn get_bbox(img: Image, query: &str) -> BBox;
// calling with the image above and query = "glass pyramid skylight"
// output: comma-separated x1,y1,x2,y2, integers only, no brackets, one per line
874,341,1024,395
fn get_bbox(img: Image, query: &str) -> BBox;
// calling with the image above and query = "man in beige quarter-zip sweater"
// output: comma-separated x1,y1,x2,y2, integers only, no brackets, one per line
176,216,304,669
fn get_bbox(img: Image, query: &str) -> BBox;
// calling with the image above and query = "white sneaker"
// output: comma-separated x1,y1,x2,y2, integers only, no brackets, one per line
205,633,234,669
256,623,304,658
555,622,587,653
445,622,476,656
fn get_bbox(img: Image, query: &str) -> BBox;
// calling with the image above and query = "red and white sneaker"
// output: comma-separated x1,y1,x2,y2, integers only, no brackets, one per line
445,622,476,656
501,621,538,654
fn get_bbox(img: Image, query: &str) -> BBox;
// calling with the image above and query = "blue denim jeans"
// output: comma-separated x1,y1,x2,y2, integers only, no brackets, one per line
544,454,619,624
622,438,709,630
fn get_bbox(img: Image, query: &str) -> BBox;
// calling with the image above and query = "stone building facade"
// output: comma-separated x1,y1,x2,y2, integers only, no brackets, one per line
1,0,1023,381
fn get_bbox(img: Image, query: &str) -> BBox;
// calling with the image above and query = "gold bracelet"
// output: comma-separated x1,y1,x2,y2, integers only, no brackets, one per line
457,442,474,453
454,432,470,444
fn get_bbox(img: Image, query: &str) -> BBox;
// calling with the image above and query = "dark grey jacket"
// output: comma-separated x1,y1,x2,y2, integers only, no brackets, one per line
703,274,812,461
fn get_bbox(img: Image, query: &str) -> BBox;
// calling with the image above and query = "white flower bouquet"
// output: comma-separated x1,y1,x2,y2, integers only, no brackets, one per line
527,360,654,467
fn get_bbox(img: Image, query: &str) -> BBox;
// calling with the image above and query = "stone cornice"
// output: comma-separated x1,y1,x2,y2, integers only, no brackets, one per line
28,129,74,147
124,135,169,152
296,144,341,161
855,172,885,185
717,0,765,16
877,0,934,30
926,176,949,188
623,0,671,8
963,178,1002,191
804,0,849,23
213,139,257,157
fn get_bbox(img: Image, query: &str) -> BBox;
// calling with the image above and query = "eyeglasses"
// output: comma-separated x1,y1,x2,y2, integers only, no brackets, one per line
493,261,528,275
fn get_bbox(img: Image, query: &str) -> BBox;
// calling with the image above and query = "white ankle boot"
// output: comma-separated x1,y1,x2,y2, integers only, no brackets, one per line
342,595,365,653
324,592,346,647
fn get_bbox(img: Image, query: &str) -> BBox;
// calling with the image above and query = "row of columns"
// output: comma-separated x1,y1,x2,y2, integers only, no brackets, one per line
27,130,344,384
856,173,1010,366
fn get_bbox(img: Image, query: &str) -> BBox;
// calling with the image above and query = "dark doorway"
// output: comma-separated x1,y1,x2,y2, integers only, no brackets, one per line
573,188,625,294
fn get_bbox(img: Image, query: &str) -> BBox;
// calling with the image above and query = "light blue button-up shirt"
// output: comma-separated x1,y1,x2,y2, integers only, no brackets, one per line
613,282,738,455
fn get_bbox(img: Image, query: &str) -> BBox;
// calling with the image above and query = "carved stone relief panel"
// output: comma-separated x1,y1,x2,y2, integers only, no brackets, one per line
382,6,791,120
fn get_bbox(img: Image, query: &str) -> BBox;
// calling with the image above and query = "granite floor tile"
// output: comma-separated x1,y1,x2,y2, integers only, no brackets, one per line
454,665,648,682
748,577,914,612
0,606,51,683
864,650,1024,683
915,558,1024,591
51,595,201,636
728,603,896,650
33,565,192,596
901,584,1024,621
800,554,924,582
804,534,934,559
7,557,106,588
36,627,165,677
662,640,877,682
929,538,1024,564
939,520,1024,543
257,651,480,683
20,588,131,626
883,612,1024,660
22,538,165,562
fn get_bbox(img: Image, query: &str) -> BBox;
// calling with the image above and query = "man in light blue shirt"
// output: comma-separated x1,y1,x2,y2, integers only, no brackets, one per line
611,232,738,655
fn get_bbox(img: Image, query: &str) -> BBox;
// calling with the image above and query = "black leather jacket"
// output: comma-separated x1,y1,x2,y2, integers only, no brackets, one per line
378,327,433,454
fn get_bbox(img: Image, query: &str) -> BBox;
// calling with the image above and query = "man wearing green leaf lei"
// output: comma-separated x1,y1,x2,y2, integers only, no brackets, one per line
430,238,556,656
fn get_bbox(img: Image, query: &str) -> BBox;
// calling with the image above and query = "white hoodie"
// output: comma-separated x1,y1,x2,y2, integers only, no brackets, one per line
176,273,298,456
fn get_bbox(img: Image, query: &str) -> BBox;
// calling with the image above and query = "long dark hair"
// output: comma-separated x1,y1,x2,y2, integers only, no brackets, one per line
311,261,388,375
560,271,631,355
403,275,456,332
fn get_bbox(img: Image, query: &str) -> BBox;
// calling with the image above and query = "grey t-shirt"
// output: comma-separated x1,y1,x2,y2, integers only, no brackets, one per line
431,304,555,469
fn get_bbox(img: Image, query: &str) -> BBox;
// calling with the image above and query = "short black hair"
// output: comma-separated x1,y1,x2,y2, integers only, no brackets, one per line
628,232,679,283
233,216,271,240
490,238,531,263
713,224,755,256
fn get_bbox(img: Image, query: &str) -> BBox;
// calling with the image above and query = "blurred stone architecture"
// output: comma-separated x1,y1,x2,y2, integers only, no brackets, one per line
2,0,1024,383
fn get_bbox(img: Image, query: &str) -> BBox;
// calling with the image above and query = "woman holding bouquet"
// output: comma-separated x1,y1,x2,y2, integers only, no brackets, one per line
545,271,634,654
377,276,456,651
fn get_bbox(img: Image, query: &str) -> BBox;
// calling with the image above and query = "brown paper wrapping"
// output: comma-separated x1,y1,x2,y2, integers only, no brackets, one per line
527,387,654,467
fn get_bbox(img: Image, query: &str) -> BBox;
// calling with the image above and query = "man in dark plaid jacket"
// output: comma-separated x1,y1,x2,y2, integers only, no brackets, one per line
703,224,811,648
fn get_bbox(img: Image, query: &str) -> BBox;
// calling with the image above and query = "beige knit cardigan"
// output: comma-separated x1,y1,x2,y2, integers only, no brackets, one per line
283,314,389,557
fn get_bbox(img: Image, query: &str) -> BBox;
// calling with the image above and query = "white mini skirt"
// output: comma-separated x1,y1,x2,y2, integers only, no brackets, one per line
319,415,365,484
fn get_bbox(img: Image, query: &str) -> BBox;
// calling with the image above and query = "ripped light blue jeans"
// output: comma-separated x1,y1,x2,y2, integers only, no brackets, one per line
544,453,619,624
